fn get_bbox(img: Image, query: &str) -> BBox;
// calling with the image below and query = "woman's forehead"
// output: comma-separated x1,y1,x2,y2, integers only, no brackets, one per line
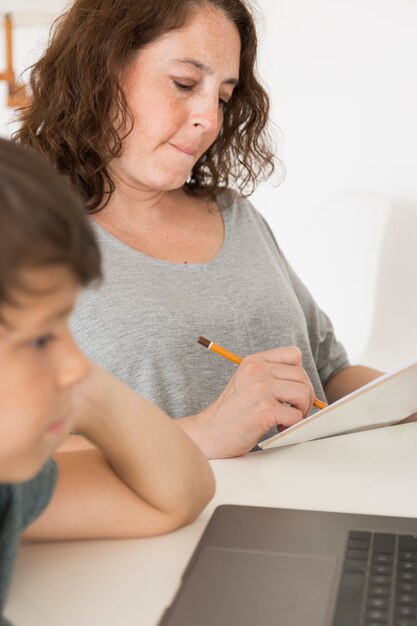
132,8,241,76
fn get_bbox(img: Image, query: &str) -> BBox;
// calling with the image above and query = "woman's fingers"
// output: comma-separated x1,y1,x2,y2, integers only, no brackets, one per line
236,351,315,417
196,346,317,457
247,346,304,368
270,378,314,416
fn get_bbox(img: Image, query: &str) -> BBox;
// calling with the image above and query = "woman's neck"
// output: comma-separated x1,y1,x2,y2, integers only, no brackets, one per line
91,185,224,264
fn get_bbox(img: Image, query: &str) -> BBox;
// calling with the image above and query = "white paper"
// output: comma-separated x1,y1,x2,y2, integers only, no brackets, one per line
259,360,417,449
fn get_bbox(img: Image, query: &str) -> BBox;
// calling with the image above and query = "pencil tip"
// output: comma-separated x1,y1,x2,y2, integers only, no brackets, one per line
197,336,210,348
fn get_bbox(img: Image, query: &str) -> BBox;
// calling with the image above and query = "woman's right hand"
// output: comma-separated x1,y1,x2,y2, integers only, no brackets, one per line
179,346,315,459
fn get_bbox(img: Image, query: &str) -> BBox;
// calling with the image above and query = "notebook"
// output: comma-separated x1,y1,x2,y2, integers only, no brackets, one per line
259,360,417,450
159,504,417,626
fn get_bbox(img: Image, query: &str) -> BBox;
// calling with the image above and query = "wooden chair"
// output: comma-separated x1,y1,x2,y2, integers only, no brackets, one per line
0,14,30,108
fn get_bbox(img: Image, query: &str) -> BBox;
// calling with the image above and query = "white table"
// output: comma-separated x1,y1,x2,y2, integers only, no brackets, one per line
6,422,417,626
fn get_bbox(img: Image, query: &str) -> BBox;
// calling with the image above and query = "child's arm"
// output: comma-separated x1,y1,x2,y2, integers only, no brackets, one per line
23,364,215,540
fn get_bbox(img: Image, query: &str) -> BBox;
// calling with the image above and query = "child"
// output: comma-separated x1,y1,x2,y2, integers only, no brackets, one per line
0,138,215,623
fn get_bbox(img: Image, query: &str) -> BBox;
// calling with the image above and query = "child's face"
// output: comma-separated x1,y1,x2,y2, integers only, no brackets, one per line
0,265,89,482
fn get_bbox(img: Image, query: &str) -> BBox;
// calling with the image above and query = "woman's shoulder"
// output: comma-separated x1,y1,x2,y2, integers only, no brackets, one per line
216,189,272,232
215,188,283,252
216,188,259,216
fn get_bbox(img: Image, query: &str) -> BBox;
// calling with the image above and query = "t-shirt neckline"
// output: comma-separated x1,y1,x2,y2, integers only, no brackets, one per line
92,191,233,270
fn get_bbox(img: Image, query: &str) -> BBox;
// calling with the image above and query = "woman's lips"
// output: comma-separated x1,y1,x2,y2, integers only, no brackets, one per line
170,143,197,156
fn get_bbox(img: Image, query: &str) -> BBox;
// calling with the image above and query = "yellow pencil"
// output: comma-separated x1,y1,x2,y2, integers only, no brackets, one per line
197,336,328,411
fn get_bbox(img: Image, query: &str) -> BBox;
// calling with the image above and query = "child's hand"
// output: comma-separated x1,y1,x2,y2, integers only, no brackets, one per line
69,362,115,436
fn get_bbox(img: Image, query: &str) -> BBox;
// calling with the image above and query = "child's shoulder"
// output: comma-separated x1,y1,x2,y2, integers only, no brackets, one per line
15,459,57,527
0,459,57,533
0,460,57,614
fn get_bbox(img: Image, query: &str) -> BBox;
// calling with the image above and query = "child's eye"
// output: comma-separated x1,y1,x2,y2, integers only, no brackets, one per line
31,333,55,350
219,98,228,110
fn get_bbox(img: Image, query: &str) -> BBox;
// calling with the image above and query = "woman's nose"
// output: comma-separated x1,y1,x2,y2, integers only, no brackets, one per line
190,95,220,132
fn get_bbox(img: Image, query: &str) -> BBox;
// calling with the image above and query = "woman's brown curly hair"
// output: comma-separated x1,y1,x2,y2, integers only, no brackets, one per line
15,0,278,211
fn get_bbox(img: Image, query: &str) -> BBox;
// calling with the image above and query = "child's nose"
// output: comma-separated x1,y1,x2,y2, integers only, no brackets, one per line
57,338,90,389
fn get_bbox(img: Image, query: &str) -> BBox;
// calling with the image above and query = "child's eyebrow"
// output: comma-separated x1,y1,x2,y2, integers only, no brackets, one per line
0,303,74,333
43,304,74,325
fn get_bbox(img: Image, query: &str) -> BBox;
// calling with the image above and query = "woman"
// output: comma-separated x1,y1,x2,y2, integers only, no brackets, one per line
15,0,380,458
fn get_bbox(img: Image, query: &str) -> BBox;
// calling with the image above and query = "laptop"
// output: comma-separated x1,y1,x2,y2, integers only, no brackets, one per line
159,504,417,626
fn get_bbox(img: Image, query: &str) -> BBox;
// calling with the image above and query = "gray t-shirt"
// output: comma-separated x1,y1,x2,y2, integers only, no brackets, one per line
0,459,57,623
71,193,349,422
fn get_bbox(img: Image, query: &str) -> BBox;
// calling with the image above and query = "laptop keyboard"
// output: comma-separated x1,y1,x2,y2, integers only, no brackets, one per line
332,531,417,626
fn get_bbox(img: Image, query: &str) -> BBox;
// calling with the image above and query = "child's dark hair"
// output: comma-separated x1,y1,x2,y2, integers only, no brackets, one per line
0,138,101,310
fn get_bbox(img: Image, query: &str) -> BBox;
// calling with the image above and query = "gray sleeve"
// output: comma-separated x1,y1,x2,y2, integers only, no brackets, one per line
281,257,350,385
0,460,57,618
258,214,350,386
17,458,57,531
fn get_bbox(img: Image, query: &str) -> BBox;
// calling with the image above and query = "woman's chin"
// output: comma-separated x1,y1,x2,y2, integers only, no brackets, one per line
155,170,192,190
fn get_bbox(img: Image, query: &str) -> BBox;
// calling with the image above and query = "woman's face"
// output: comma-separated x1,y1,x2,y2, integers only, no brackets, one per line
111,5,241,193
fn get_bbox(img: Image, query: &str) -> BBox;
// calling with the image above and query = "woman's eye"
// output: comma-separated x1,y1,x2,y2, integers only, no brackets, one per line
173,79,230,109
174,80,194,92
31,334,55,350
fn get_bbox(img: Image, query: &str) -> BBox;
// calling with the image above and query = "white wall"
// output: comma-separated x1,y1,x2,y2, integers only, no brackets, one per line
253,0,417,370
1,0,416,370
